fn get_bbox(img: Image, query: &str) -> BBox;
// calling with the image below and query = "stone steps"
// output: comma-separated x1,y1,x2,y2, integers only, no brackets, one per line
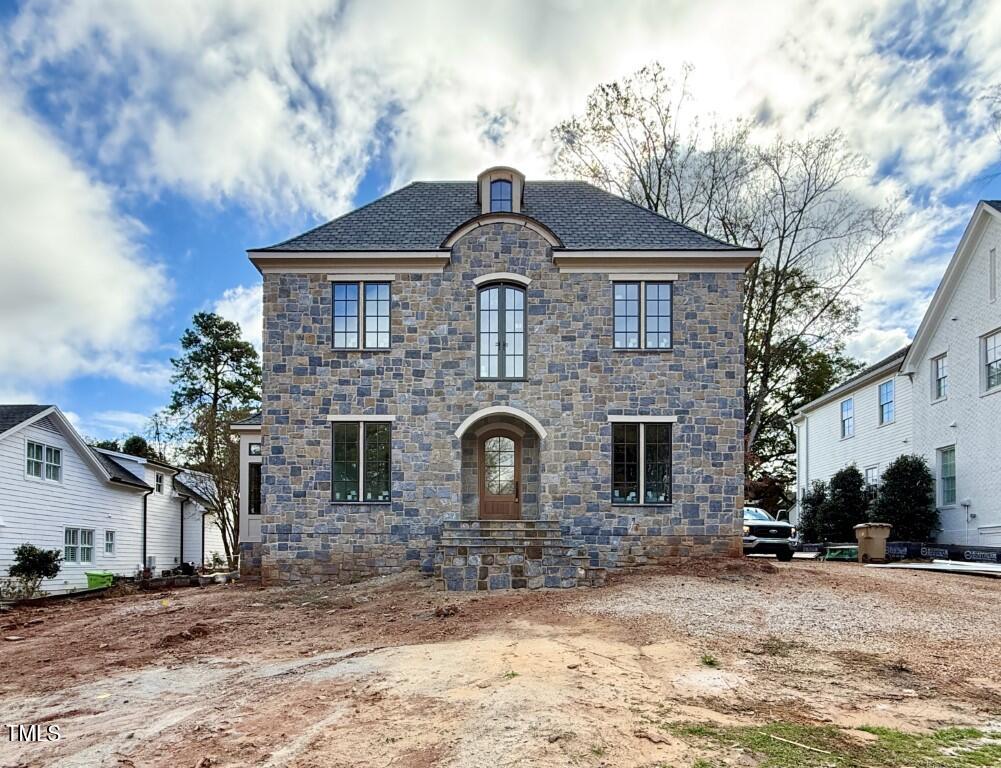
435,518,606,591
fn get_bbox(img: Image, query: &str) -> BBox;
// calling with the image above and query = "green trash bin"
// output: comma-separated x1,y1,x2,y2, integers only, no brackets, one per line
85,571,114,589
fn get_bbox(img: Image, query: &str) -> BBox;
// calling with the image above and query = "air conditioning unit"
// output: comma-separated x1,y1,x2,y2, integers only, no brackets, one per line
146,556,157,571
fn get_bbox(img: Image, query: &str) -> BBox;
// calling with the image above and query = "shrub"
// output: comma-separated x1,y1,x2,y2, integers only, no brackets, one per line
871,454,938,540
2,543,62,600
798,480,828,543
825,465,869,542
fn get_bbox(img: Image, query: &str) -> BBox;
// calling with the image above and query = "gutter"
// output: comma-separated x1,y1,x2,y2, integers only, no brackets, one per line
141,489,153,571
179,497,188,566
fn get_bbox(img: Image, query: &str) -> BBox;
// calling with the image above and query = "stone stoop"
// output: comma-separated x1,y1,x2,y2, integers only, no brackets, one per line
435,519,607,591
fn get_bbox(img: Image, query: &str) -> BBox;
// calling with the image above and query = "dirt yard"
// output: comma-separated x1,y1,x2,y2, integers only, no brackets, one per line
1,560,1000,768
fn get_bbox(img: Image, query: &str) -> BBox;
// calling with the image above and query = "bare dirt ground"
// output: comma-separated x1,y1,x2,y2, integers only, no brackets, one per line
1,560,999,767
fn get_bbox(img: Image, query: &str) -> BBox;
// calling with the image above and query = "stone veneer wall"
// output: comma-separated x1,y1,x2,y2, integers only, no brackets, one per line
259,222,745,585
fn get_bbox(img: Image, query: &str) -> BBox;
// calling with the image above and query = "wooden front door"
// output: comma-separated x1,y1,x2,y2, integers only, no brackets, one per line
478,430,521,520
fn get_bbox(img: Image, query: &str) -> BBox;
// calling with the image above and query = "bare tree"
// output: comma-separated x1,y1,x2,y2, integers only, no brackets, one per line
552,64,900,481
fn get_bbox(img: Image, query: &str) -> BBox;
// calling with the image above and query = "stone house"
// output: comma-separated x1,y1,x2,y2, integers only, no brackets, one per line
236,166,758,590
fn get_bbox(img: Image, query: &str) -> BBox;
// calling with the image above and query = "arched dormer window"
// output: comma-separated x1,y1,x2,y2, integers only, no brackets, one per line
490,179,513,212
477,282,526,379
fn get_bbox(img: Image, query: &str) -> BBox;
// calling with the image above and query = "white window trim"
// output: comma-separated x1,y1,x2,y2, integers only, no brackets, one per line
930,353,948,403
332,280,392,351
840,397,854,439
25,439,62,483
606,415,678,423
64,527,95,564
326,414,396,422
154,472,165,494
105,530,116,556
612,279,674,351
936,445,957,508
982,328,1001,396
877,378,895,426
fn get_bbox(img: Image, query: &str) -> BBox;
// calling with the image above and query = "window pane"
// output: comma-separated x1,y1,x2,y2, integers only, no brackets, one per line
332,283,360,348
479,287,500,378
840,399,853,438
26,442,43,477
490,179,512,212
503,286,525,379
484,436,516,495
612,423,640,503
249,463,262,514
644,423,672,503
363,423,391,502
644,282,672,349
879,381,894,424
105,530,116,554
613,283,640,349
364,282,391,348
332,423,360,501
934,356,948,399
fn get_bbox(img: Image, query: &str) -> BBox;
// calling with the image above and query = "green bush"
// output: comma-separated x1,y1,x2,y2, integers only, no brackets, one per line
798,480,828,543
871,454,938,540
798,466,869,543
2,543,62,599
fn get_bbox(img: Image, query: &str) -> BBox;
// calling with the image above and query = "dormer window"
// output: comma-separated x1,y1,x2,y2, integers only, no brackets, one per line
490,180,513,212
477,166,524,215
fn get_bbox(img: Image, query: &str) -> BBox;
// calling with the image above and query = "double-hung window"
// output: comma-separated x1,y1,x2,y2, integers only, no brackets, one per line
155,472,165,494
864,466,879,500
26,441,61,481
613,281,672,349
840,398,854,438
105,530,116,555
932,354,948,400
611,420,673,505
985,331,1001,393
331,420,392,502
878,380,895,425
478,283,525,379
64,528,94,564
938,446,956,506
332,281,391,350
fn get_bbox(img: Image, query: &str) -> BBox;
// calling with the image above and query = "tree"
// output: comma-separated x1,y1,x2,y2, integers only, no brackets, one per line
871,454,938,541
551,63,898,482
824,465,869,542
1,544,62,599
122,435,161,462
168,312,261,569
90,439,121,452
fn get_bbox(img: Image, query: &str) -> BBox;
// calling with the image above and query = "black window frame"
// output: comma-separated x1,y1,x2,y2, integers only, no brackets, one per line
613,280,673,350
248,463,262,515
490,179,513,212
611,421,673,506
476,282,527,381
330,421,393,504
331,281,392,351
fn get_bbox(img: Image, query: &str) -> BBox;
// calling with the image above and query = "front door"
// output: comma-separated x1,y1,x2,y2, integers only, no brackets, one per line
478,430,521,520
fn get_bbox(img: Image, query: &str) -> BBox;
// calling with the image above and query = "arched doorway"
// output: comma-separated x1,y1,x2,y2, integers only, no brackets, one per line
478,428,521,519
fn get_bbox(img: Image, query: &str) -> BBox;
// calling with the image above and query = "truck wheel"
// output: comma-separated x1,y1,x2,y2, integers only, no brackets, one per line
776,550,794,562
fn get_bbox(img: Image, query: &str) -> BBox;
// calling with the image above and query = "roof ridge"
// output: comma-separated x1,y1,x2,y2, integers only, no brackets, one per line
249,182,421,251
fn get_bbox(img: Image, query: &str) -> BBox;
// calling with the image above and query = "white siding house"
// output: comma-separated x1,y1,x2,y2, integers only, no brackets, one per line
0,405,233,594
0,407,148,593
794,201,1001,546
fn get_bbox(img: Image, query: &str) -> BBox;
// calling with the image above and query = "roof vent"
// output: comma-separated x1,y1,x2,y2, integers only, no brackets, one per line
476,166,525,215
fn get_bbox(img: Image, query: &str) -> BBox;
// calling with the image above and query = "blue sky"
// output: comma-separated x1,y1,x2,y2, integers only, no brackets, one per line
0,0,999,440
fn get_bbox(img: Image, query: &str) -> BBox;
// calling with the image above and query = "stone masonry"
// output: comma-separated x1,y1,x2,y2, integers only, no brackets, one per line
259,222,745,586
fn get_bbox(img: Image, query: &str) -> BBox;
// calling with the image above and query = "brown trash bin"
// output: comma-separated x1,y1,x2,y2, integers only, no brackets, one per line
854,523,892,563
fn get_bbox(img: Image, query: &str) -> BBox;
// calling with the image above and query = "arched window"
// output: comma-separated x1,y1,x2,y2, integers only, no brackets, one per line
478,283,525,379
490,179,513,212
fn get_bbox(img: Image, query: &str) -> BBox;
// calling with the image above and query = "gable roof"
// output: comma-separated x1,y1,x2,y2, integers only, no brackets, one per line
795,346,909,416
901,200,1001,374
175,470,217,508
232,412,261,428
250,181,754,253
90,449,152,490
0,404,52,438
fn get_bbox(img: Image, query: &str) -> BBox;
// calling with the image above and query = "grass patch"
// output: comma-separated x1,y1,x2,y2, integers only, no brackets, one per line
502,670,519,679
700,653,719,668
665,721,1001,767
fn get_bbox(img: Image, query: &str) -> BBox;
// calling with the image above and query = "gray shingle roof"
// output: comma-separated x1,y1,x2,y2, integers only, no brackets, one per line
90,449,152,490
233,412,261,426
0,404,51,436
986,200,1001,214
251,181,751,253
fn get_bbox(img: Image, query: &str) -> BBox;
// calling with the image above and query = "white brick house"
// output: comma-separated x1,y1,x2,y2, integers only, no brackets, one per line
794,201,1001,546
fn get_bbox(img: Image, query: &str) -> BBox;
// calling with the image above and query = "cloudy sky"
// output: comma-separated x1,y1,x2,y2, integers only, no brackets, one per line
1,0,999,439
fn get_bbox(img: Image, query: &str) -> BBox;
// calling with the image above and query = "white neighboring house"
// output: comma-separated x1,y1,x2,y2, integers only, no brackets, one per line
794,201,1001,546
0,405,230,594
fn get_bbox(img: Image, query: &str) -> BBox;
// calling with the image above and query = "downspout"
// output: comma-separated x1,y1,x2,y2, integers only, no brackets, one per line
141,489,153,572
201,511,208,567
179,496,188,566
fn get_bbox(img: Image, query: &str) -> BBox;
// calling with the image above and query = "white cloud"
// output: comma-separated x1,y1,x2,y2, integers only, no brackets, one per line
214,284,263,353
3,0,1000,367
0,85,170,391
